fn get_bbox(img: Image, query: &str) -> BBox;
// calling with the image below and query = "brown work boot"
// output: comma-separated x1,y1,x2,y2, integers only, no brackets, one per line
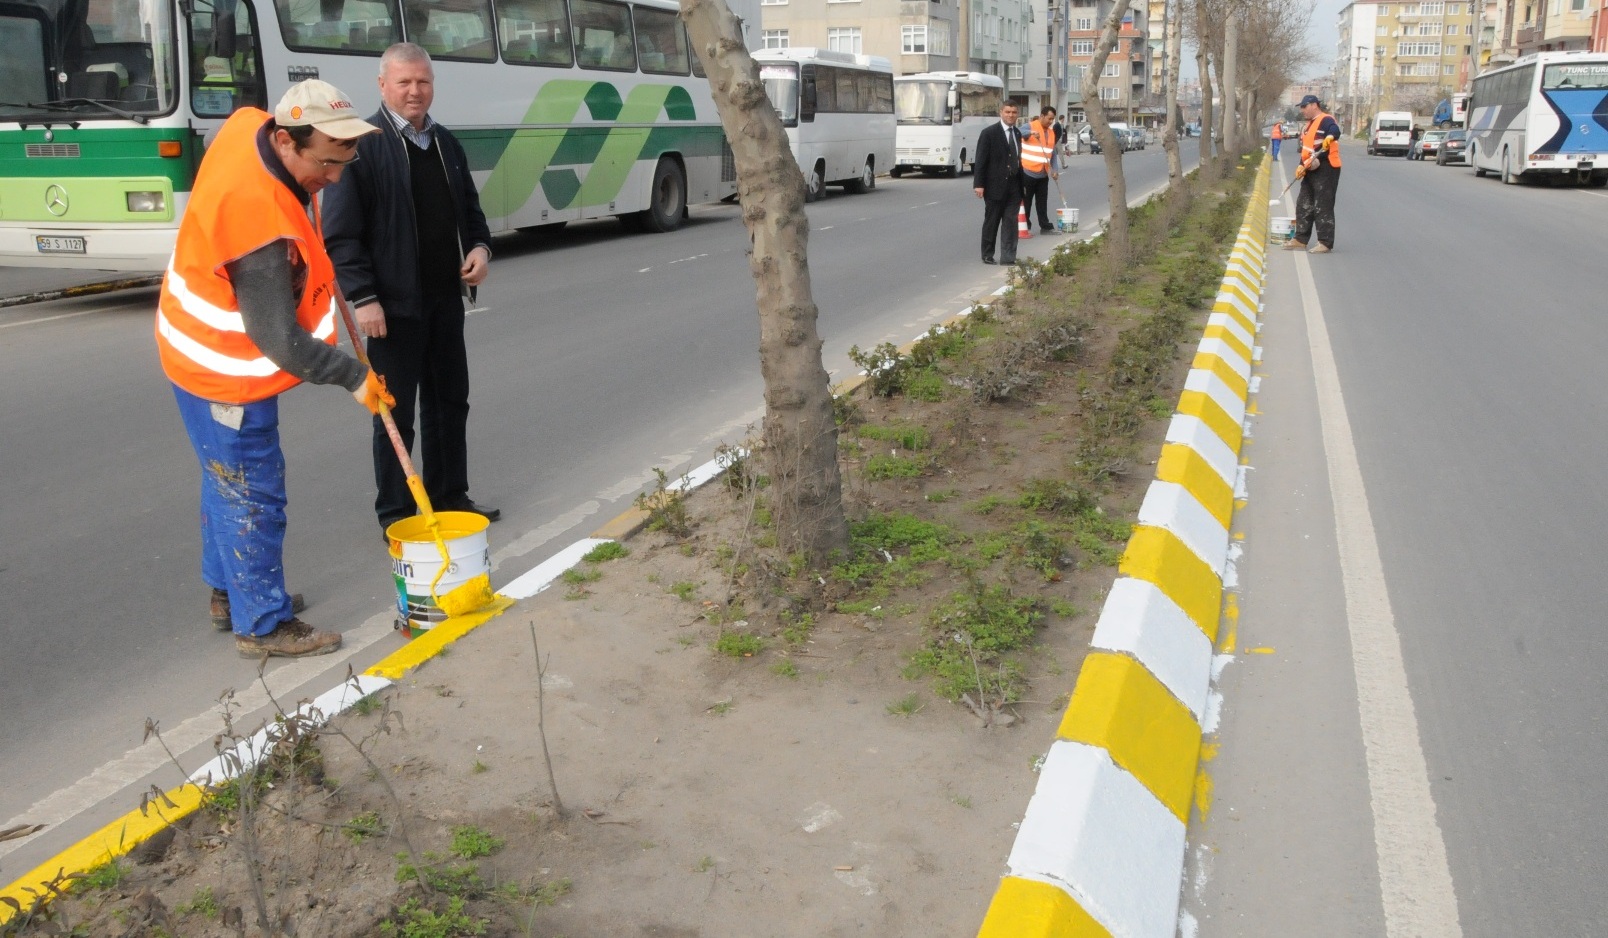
211,588,305,631
1282,239,1307,251
236,618,342,659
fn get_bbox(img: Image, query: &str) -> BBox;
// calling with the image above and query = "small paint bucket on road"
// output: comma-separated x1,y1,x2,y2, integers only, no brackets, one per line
386,512,491,638
1270,217,1294,242
1056,207,1080,232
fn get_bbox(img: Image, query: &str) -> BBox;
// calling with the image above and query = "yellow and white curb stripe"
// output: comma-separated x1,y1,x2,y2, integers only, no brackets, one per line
977,157,1273,938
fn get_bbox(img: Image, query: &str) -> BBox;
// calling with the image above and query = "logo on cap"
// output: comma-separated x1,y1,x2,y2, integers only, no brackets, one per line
330,100,353,111
290,106,303,119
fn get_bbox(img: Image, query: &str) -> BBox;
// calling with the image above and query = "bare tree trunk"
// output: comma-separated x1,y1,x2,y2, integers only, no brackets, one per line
1162,0,1183,182
1082,0,1133,257
1195,3,1215,166
1222,13,1238,155
680,0,849,562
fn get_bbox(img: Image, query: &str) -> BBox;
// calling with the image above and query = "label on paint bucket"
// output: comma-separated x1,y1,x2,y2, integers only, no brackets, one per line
1056,207,1079,232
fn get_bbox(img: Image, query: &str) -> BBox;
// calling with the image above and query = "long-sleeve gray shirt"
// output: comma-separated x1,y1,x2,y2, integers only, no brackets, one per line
226,242,366,393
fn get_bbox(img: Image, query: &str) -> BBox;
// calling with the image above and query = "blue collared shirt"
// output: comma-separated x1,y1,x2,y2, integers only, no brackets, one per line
384,105,436,150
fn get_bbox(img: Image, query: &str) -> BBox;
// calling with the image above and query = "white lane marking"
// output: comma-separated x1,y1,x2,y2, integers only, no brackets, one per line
1295,248,1464,937
1581,188,1608,200
0,309,103,329
490,500,600,570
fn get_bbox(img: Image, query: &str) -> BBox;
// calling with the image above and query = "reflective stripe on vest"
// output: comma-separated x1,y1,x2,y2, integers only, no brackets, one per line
156,108,342,404
1022,120,1057,173
1301,112,1343,168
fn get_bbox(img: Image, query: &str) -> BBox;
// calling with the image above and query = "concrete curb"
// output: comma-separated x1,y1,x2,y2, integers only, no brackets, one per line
975,156,1272,938
0,275,161,310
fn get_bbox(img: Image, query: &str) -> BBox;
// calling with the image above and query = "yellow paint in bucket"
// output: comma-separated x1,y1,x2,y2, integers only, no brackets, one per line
386,511,491,638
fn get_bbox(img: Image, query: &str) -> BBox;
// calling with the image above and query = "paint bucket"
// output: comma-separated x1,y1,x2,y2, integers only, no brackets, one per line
386,511,491,638
1056,207,1080,232
1270,216,1294,242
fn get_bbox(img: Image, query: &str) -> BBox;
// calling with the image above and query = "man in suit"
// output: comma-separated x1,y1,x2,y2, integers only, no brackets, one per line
972,101,1023,265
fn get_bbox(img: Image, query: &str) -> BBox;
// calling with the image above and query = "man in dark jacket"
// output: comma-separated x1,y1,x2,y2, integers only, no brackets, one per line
972,101,1024,265
323,43,499,535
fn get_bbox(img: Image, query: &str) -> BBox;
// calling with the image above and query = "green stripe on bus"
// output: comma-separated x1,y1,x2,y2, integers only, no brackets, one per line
0,127,199,189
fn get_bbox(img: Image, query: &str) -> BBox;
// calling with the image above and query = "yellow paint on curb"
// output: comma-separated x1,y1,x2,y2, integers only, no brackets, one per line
1191,353,1250,399
0,785,206,926
1057,652,1203,823
1155,443,1235,529
592,508,651,541
1221,592,1240,653
1176,389,1243,453
1202,323,1254,366
364,596,517,681
1119,526,1224,640
978,876,1112,937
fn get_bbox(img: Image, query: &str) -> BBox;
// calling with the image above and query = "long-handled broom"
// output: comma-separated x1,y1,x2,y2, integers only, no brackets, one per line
333,286,494,619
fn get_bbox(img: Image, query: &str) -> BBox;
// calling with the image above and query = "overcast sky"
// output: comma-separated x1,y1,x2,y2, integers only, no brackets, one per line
1304,0,1351,81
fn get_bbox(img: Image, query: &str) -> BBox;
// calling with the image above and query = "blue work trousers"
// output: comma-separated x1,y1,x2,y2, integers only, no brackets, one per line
1270,138,1282,160
171,384,294,636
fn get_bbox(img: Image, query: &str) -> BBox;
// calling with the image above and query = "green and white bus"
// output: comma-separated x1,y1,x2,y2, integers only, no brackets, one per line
0,0,740,270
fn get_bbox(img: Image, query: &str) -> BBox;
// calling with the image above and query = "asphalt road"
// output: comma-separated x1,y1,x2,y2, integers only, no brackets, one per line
1185,153,1608,934
0,143,1193,878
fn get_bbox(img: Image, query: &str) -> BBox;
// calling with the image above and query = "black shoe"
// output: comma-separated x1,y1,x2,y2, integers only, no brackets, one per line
442,498,501,522
1039,226,1055,234
212,588,304,631
999,256,1017,266
982,256,996,265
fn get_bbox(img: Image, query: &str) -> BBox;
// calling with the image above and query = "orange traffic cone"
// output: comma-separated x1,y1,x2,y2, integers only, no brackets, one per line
1017,202,1033,239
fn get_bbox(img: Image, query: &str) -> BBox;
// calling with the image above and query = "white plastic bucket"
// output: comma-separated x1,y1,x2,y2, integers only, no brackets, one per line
1057,207,1080,232
385,511,491,638
1270,217,1294,241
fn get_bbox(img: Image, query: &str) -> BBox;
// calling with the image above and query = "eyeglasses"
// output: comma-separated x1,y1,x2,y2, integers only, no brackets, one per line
315,152,361,168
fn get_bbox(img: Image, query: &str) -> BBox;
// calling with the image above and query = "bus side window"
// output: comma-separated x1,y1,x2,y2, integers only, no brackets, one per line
800,65,817,122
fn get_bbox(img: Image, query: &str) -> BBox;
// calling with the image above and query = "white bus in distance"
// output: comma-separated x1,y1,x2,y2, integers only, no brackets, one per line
753,48,895,202
890,71,1004,178
1467,50,1608,186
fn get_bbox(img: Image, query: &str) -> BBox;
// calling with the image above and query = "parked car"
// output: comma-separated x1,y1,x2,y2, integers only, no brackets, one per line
1078,124,1104,155
1411,129,1448,160
1435,128,1468,165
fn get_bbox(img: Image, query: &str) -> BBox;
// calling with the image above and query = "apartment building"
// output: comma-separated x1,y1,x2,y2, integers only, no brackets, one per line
1063,0,1152,123
757,0,1031,94
1335,1,1478,115
1512,0,1598,53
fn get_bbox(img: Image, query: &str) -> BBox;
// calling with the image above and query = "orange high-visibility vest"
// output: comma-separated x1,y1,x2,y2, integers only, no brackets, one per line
155,108,340,404
1301,112,1342,169
1021,118,1058,174
1271,123,1284,140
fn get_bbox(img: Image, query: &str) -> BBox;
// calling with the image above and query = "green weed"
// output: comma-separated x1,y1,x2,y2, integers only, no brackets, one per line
450,825,504,859
379,896,488,938
714,632,765,657
886,693,924,717
582,541,629,563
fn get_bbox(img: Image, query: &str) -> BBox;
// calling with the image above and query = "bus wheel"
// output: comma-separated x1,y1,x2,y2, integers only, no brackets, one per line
639,157,687,232
844,158,875,194
944,157,959,178
804,162,826,202
1589,173,1608,188
1501,149,1518,185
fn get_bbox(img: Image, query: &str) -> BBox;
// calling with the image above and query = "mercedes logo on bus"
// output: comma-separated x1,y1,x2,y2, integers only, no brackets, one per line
44,185,69,217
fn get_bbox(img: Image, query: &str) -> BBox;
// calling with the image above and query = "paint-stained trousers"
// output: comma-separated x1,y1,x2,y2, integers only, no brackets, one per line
172,384,294,637
1293,167,1341,249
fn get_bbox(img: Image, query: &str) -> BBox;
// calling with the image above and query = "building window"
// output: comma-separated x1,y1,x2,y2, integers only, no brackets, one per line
1466,23,1474,33
1099,85,1119,101
1379,4,1390,13
826,0,859,4
1448,3,1460,12
1007,63,1023,79
762,29,788,48
827,26,861,53
1570,0,1585,10
1102,61,1119,77
901,24,926,53
1444,64,1455,74
1421,1,1443,14
1075,16,1093,29
1071,39,1093,54
1378,24,1389,34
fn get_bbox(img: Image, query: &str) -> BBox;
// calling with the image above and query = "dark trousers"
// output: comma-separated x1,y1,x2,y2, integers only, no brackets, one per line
981,194,1021,263
1021,174,1052,229
1294,168,1340,248
366,293,471,525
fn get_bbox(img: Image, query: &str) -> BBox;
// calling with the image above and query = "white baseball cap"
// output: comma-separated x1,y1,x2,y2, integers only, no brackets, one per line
274,80,379,140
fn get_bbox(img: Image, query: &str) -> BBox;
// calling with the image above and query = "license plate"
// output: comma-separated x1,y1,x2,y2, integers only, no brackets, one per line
36,235,86,255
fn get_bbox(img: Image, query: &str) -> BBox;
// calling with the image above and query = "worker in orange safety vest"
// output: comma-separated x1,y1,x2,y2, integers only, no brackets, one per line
156,80,395,658
1269,120,1284,160
1285,94,1343,254
1020,105,1061,234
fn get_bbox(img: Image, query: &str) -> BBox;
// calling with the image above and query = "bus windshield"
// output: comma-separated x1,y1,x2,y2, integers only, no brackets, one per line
1543,63,1608,90
895,80,950,125
0,0,177,122
759,62,798,125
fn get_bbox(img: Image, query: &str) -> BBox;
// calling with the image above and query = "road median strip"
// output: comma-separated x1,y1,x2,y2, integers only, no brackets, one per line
976,154,1271,938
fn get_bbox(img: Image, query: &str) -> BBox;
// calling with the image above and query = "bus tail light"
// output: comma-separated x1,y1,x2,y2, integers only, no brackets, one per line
126,191,166,213
158,140,182,158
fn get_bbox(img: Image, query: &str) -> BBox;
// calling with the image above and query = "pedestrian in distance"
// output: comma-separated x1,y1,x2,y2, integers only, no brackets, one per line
1020,105,1061,234
973,101,1024,265
1284,94,1343,255
1406,125,1420,160
1269,120,1284,161
323,43,499,538
155,80,395,659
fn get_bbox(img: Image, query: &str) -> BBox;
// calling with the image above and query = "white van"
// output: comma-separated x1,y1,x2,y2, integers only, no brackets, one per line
1368,111,1414,156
